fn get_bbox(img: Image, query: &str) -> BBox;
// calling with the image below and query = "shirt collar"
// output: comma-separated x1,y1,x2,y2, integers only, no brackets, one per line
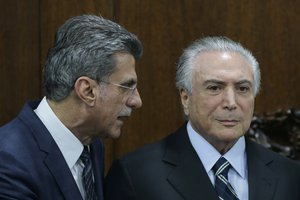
186,121,247,178
34,97,83,169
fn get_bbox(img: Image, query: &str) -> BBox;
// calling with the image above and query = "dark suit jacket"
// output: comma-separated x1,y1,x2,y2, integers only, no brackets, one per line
105,123,300,200
0,101,104,200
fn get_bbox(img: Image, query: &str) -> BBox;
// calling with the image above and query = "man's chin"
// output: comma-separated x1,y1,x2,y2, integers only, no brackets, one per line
95,128,121,140
110,133,122,139
106,128,122,139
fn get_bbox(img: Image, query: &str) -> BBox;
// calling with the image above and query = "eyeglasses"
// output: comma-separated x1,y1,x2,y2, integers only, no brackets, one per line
101,81,137,97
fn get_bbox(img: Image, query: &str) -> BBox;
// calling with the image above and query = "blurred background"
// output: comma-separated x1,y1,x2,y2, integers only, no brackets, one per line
0,0,299,172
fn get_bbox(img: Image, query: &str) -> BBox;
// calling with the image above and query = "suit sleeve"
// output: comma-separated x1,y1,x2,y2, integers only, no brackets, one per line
0,151,38,200
104,159,137,200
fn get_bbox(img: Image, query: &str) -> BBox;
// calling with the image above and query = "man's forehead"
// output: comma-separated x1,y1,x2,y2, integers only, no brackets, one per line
192,52,254,85
194,51,252,72
195,50,248,62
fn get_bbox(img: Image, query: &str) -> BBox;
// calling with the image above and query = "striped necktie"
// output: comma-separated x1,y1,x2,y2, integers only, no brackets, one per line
80,146,97,200
212,157,239,200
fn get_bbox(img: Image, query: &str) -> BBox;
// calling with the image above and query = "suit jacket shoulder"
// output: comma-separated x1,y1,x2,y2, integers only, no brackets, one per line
246,139,300,200
105,124,219,200
105,124,300,200
0,101,86,200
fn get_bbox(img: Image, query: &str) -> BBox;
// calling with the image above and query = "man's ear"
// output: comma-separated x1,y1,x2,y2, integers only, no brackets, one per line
179,88,190,116
73,76,97,106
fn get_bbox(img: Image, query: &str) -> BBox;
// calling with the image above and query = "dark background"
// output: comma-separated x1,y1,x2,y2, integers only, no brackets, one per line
1,0,299,172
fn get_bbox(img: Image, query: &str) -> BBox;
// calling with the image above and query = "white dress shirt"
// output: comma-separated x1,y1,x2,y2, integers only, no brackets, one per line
187,121,249,200
34,97,86,198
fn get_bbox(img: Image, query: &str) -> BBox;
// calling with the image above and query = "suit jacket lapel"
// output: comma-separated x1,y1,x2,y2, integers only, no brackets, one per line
44,147,83,200
163,125,219,200
246,139,278,200
20,101,83,200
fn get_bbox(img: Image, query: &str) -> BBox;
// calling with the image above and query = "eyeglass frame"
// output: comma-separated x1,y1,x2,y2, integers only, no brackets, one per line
100,80,137,97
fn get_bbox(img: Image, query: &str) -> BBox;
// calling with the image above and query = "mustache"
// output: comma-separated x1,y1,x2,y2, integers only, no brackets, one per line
119,106,132,117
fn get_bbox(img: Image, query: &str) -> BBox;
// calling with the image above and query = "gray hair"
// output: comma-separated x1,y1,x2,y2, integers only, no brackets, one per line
43,15,143,101
176,36,260,96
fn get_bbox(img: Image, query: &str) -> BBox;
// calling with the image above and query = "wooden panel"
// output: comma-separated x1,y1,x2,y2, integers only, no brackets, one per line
110,0,300,164
249,0,300,112
0,0,40,124
113,0,187,159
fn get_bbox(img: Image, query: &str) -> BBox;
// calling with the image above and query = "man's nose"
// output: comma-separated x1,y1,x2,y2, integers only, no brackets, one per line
222,88,237,110
126,88,142,109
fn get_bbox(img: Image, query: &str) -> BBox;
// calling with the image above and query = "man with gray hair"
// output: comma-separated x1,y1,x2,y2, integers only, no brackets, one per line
105,36,300,200
0,15,143,200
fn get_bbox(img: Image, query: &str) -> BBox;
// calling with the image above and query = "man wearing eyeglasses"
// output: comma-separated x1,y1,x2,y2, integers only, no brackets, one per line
0,15,143,200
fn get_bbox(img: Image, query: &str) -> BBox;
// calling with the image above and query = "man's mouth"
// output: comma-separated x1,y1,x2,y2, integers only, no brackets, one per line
117,115,130,121
216,119,240,126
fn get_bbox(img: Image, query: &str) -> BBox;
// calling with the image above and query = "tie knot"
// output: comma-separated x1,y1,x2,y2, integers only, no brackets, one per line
212,157,231,176
80,146,90,165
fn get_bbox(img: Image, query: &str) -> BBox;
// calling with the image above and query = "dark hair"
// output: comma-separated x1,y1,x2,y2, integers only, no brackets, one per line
43,15,143,101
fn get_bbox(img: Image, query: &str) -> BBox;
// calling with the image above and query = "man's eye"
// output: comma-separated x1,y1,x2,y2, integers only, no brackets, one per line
121,83,130,87
207,85,221,91
121,81,136,89
206,85,222,94
119,85,132,92
119,83,136,93
238,86,250,93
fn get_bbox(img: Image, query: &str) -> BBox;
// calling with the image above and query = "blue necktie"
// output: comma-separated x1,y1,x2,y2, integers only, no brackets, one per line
212,157,239,200
80,146,97,200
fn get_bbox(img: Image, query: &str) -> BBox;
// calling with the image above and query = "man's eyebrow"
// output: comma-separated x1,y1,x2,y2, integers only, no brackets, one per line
203,79,225,85
235,80,253,86
120,78,137,86
202,79,253,87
